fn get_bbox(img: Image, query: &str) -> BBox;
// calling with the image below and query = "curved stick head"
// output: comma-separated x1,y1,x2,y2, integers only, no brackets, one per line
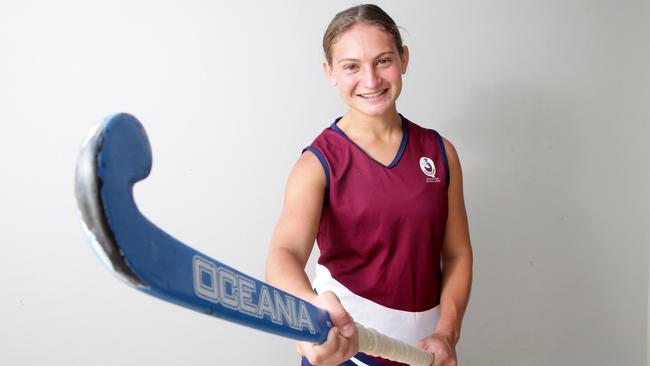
75,113,152,288
74,115,339,344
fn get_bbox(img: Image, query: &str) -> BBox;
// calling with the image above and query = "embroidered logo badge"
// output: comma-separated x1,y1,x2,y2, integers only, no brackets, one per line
419,157,440,183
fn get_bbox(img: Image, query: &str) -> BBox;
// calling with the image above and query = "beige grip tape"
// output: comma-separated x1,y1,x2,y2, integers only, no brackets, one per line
356,323,434,366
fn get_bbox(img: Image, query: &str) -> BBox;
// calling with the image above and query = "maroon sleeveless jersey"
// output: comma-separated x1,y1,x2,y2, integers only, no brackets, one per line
302,114,449,366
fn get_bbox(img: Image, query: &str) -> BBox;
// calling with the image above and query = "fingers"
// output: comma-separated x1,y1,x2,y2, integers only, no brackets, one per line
296,291,359,365
418,334,457,366
297,326,357,365
316,291,355,337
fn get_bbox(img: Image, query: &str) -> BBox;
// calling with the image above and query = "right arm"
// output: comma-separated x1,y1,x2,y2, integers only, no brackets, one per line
265,151,358,365
265,151,325,303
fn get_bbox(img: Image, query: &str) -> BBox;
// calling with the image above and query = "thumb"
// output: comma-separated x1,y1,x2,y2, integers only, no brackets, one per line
318,291,355,337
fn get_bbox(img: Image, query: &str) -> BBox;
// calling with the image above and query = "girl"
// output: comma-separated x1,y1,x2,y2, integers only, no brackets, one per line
266,4,472,366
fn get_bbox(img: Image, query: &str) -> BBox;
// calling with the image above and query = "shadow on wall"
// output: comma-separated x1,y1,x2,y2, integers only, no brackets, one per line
455,83,640,365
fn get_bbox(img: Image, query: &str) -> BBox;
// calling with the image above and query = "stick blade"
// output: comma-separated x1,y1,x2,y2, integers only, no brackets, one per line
74,113,149,288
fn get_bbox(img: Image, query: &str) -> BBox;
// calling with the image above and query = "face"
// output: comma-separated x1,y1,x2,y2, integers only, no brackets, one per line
323,22,409,119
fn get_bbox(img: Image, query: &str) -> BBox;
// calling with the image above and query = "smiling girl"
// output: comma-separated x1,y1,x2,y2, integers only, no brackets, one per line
266,4,472,366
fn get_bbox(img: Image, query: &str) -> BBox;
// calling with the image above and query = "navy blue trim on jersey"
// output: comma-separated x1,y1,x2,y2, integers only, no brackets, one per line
353,352,387,365
302,357,359,366
302,353,383,366
429,129,450,189
329,114,409,169
302,146,330,200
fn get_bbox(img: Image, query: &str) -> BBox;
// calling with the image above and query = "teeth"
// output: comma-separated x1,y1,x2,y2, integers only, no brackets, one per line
359,90,386,99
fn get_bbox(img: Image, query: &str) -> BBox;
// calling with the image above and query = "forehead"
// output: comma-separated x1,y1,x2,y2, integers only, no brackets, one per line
330,22,396,61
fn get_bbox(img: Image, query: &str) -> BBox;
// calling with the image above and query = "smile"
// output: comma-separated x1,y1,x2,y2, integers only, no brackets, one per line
358,89,388,99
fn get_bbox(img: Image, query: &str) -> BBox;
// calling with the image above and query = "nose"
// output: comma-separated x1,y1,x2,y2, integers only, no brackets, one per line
361,65,381,89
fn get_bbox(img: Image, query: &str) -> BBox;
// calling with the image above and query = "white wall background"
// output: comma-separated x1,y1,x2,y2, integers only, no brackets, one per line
0,0,648,365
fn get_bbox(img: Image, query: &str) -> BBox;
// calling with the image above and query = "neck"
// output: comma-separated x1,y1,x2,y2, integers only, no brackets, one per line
338,108,402,140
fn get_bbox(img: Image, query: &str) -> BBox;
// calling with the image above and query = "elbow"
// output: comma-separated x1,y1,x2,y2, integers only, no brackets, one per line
442,243,473,269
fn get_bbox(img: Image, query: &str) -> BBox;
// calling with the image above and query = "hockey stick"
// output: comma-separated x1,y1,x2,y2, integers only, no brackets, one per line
74,113,434,366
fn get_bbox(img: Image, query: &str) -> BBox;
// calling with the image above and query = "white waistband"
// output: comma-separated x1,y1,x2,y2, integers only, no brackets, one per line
312,264,440,346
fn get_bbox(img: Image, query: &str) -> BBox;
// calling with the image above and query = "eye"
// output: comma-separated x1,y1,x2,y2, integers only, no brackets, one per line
377,58,392,66
343,64,358,71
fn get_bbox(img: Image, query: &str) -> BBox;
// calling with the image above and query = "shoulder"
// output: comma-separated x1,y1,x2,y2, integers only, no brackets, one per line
403,115,456,160
298,148,322,167
402,113,463,183
440,137,464,188
309,125,343,153
401,115,442,144
283,144,330,204
291,149,327,188
441,137,460,166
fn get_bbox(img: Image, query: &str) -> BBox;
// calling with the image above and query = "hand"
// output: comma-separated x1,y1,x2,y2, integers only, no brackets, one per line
297,291,358,365
417,331,457,366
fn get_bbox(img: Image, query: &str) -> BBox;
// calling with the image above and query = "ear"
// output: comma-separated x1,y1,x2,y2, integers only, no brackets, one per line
400,45,410,74
322,60,337,86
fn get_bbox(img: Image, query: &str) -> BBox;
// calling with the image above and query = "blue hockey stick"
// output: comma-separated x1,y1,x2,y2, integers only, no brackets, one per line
74,113,433,365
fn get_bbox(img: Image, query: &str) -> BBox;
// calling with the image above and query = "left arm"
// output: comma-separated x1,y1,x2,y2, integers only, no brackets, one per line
418,138,473,365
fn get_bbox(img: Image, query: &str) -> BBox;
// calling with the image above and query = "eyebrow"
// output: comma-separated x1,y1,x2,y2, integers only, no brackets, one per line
337,51,396,64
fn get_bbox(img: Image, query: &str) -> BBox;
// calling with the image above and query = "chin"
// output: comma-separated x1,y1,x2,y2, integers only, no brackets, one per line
352,103,394,118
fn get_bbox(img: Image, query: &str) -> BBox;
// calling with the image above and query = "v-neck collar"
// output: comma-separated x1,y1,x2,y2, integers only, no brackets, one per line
329,114,409,169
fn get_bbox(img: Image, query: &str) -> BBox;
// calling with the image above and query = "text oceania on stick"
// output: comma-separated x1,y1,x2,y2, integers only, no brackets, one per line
193,256,317,334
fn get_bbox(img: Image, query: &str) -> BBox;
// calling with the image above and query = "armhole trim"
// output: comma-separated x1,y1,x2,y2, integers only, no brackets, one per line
302,146,330,200
431,130,450,189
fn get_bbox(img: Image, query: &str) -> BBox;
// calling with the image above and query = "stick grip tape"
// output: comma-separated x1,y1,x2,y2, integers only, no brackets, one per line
357,323,434,366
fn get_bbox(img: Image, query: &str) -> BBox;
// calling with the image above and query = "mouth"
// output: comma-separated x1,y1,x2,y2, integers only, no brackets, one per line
357,89,388,100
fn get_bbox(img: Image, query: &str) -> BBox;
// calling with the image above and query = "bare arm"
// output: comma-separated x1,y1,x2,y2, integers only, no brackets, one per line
418,138,473,365
265,150,326,302
435,138,473,345
265,151,358,365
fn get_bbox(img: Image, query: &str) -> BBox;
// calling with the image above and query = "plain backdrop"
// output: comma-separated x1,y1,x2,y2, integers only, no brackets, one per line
0,0,648,365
